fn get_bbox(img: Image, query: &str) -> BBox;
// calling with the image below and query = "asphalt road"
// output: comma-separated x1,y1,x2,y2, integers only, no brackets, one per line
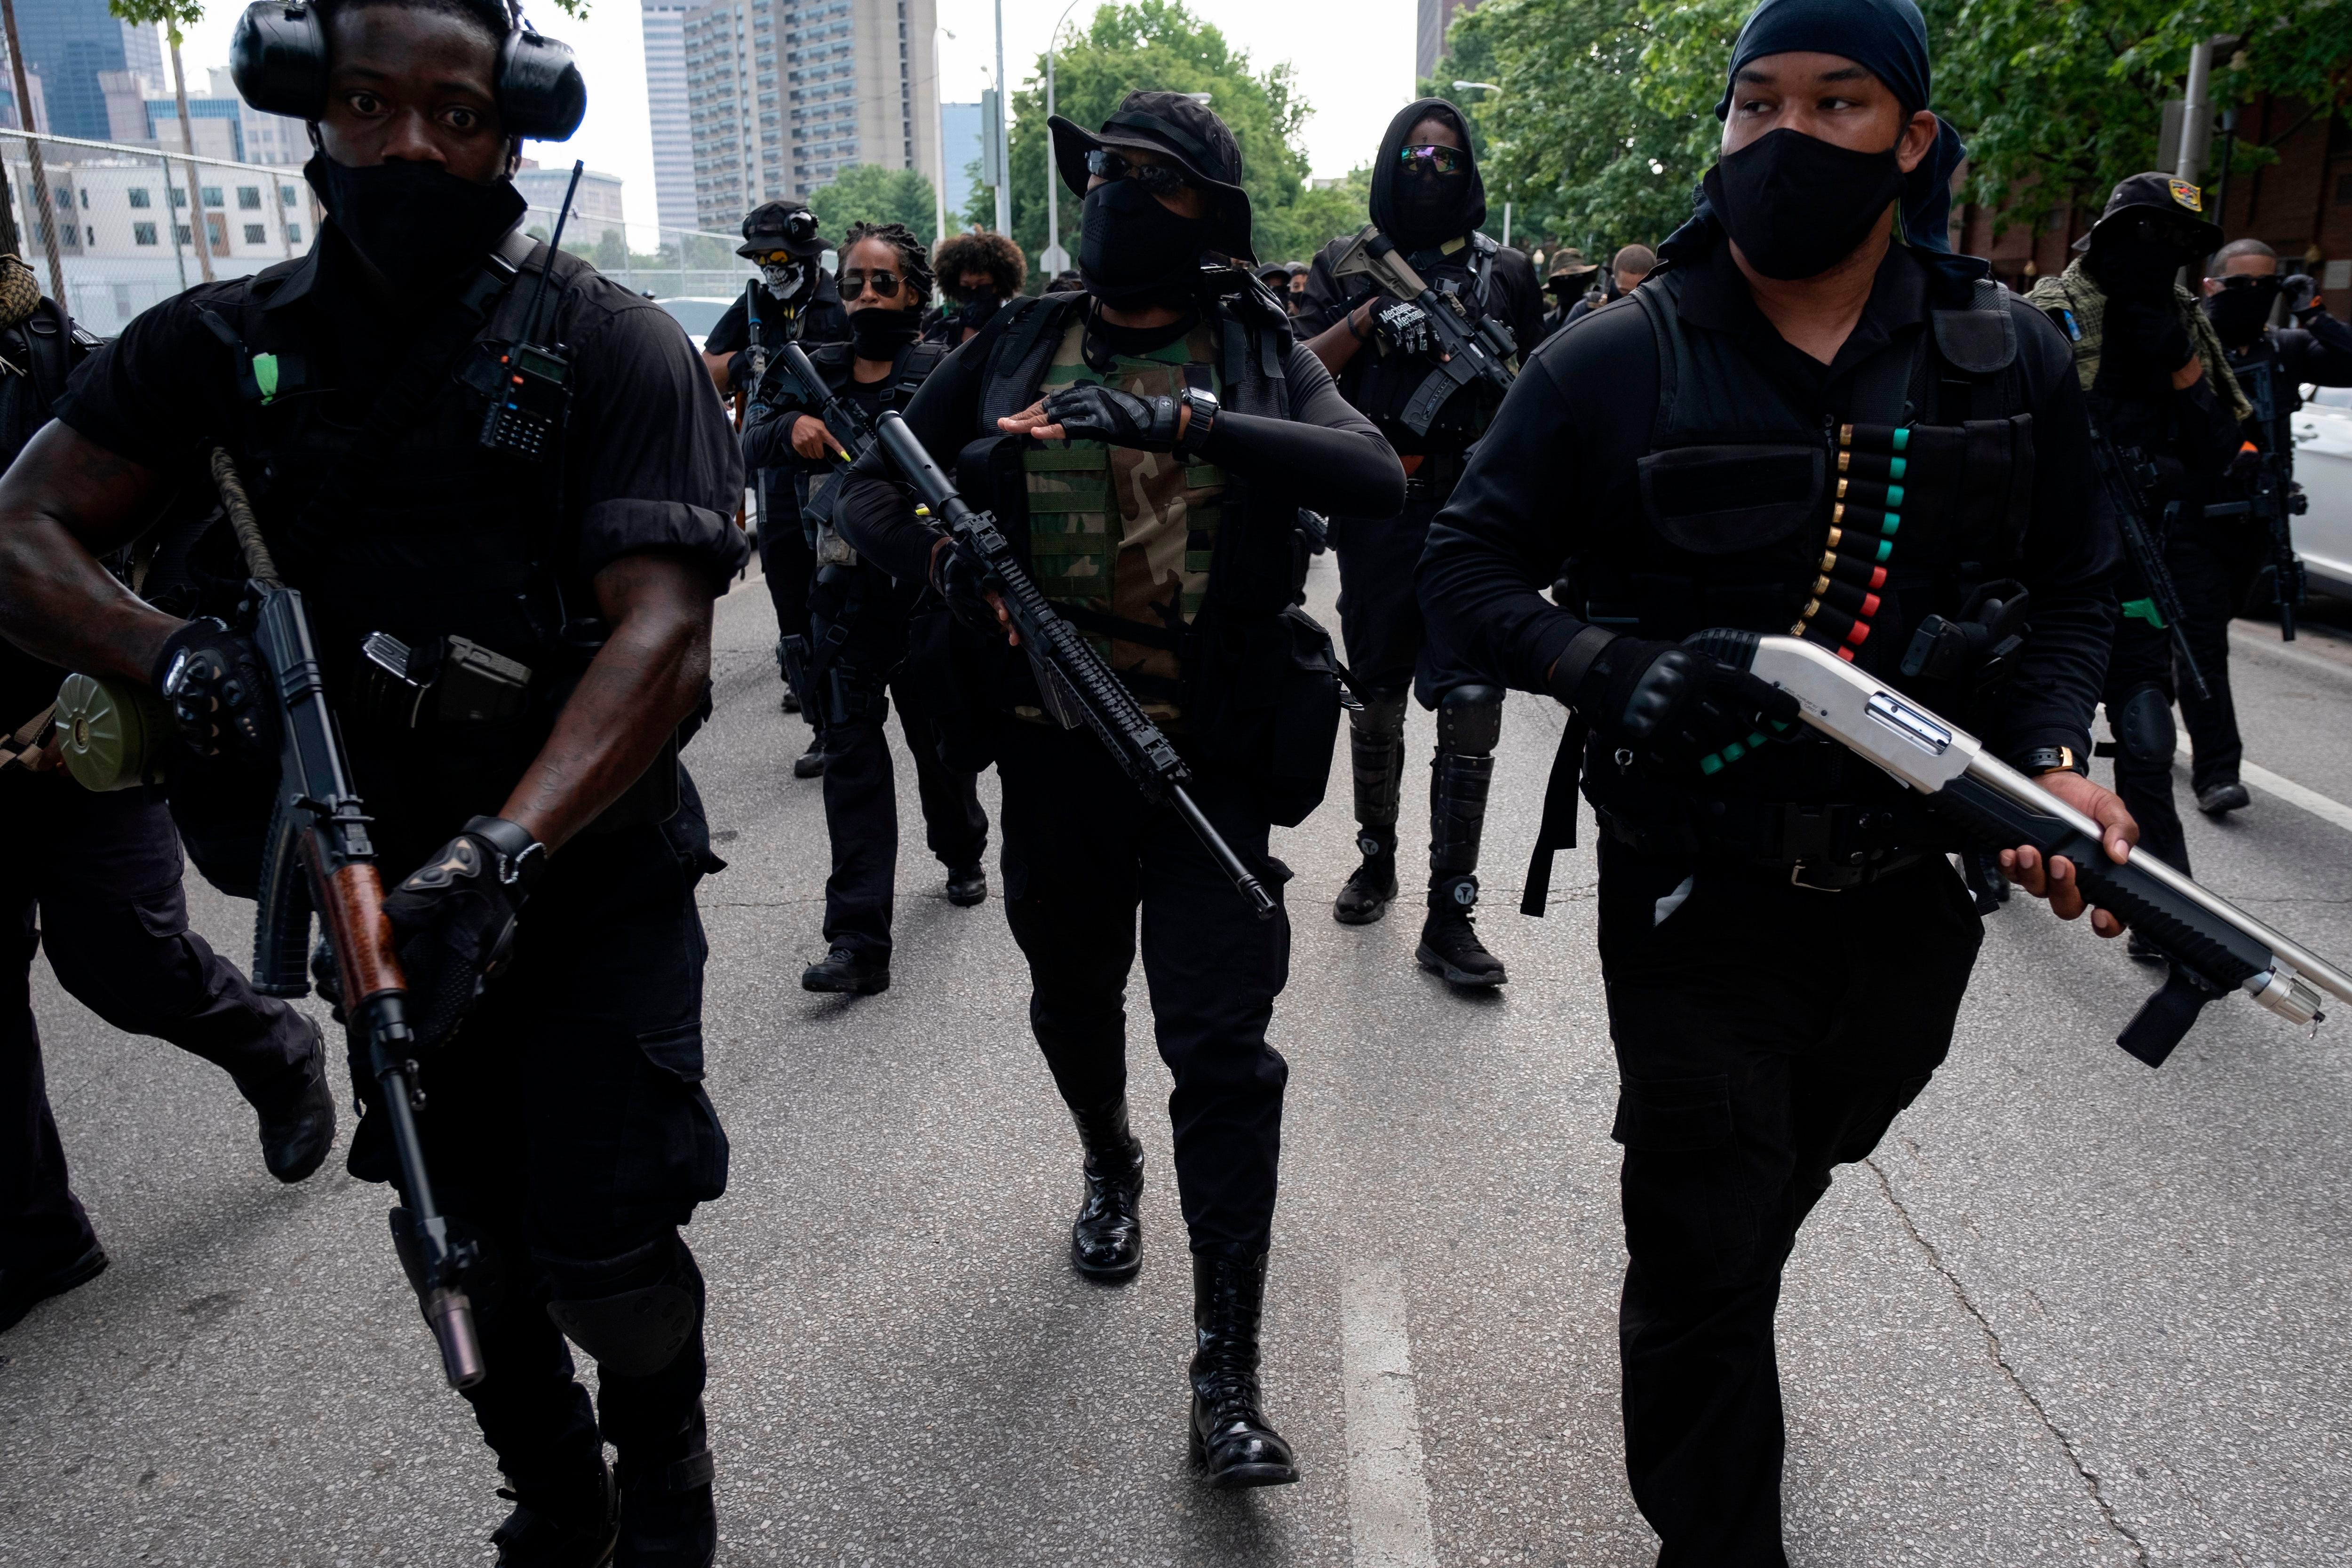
6,556,2352,1568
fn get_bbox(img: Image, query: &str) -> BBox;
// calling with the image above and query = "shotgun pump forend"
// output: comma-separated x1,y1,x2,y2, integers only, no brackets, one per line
1688,629,2351,1067
863,407,1276,920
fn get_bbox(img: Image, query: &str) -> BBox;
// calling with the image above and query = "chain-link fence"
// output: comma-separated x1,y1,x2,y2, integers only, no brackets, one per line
0,128,767,339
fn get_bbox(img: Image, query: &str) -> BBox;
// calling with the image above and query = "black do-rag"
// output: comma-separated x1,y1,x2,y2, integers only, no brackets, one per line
1709,0,1965,253
1369,97,1486,254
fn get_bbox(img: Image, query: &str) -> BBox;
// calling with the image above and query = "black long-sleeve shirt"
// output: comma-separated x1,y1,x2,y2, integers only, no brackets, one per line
1417,239,2119,768
833,303,1403,588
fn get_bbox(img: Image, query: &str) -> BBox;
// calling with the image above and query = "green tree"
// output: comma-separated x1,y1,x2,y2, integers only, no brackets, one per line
1262,165,1371,263
807,163,939,239
974,1,1324,270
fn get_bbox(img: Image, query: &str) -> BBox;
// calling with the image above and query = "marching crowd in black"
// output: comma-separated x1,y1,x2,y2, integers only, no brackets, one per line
0,0,2347,1563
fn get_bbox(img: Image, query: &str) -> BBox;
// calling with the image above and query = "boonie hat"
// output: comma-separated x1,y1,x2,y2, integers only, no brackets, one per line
2074,172,2224,255
1048,90,1254,260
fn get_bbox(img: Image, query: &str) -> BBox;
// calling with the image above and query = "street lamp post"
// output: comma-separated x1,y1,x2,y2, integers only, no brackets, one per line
1041,0,1081,277
933,24,954,244
992,0,1009,234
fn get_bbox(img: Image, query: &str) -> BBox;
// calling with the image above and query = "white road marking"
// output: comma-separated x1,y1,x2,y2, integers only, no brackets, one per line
2178,738,2352,835
1338,1258,1439,1568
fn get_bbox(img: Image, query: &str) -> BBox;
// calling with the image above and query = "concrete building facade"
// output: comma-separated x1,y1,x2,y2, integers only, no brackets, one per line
9,0,160,142
640,0,699,233
1416,0,1480,83
514,162,628,251
683,0,936,229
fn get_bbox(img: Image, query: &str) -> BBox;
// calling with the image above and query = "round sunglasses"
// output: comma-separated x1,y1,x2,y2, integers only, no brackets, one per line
838,268,902,299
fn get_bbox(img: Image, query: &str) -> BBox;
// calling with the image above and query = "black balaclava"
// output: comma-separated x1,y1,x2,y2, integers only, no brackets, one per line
2086,231,2195,303
1369,97,1485,255
2205,275,2281,349
306,153,525,292
1078,177,1210,308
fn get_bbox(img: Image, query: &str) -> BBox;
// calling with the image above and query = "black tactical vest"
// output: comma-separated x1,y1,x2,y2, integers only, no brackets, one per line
1343,231,1509,449
1578,260,2041,856
795,335,951,542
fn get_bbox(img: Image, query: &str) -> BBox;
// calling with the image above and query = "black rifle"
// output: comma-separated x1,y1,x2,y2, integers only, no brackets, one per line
1328,224,1517,435
2201,358,2307,640
775,340,876,460
2083,412,2210,699
217,447,485,1393
863,407,1277,919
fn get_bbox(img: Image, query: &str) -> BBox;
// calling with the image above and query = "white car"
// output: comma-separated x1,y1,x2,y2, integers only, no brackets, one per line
651,295,739,353
2292,382,2352,599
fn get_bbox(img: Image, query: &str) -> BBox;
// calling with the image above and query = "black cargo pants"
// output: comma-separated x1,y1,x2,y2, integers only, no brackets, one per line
1596,839,1981,1568
349,776,730,1513
2167,512,2261,795
993,718,1291,1254
2,776,315,1274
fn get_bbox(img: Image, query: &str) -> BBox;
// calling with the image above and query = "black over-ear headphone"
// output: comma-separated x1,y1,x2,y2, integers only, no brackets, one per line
230,0,586,142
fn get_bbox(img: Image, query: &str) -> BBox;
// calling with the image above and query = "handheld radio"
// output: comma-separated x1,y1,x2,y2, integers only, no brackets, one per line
479,159,582,461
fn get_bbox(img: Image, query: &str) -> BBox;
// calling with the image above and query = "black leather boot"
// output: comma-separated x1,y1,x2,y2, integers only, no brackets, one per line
792,733,826,780
1417,685,1507,988
946,863,988,907
1335,690,1407,925
247,1016,337,1184
802,945,889,995
1188,1249,1297,1488
1068,1097,1144,1281
491,1454,619,1567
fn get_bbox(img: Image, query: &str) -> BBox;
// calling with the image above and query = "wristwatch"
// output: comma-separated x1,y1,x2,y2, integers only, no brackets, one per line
2021,745,2084,778
1176,385,1219,458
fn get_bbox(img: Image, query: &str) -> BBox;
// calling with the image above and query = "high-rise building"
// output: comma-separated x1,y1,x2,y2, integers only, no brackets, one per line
11,0,162,142
640,0,698,234
938,99,976,227
1415,0,1481,82
95,67,305,164
682,0,937,230
515,162,628,252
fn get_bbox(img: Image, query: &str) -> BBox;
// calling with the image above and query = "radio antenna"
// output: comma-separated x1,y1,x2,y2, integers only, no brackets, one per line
524,159,585,343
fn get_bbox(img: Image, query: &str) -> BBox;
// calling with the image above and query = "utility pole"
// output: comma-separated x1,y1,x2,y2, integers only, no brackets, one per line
0,0,63,300
991,0,1008,235
932,24,951,243
2177,35,2214,186
1041,0,1078,276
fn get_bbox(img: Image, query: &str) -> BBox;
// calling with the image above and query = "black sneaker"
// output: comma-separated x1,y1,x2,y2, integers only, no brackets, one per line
946,863,988,907
779,686,801,715
1416,907,1507,988
802,946,889,995
0,1240,109,1335
1332,850,1398,926
250,1018,336,1185
2196,780,2251,817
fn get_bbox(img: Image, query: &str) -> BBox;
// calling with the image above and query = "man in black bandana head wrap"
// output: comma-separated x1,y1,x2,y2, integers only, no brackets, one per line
1295,96,1544,993
829,89,1402,1493
1419,0,2140,1558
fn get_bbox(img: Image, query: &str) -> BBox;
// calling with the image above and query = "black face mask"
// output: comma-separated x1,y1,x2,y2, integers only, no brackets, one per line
1393,173,1464,250
2204,277,2280,349
848,306,921,359
1079,178,1208,308
2086,235,2193,303
1703,127,1906,281
305,153,524,292
957,295,1004,332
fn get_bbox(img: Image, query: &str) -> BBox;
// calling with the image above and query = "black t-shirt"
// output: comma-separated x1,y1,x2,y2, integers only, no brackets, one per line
57,227,748,603
1419,235,2119,769
706,273,850,356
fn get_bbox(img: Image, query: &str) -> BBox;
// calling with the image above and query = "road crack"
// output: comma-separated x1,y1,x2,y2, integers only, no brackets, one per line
1866,1158,2151,1567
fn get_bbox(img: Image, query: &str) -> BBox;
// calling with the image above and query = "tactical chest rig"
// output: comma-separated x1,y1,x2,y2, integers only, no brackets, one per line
1574,264,2039,883
1347,231,1508,465
795,336,952,565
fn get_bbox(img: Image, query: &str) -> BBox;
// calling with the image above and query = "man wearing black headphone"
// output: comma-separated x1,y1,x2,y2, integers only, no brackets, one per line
0,1,740,1563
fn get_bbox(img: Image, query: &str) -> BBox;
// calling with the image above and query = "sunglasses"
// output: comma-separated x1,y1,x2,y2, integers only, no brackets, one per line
2214,272,2279,292
839,268,902,299
753,250,801,267
1398,144,1466,175
1086,148,1191,197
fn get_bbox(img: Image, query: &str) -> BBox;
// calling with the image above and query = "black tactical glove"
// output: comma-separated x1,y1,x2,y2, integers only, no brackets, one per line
382,815,544,1049
1375,300,1437,357
151,616,279,765
2283,272,2322,322
934,545,1006,640
2097,299,2195,392
1561,636,1800,774
1041,382,1183,451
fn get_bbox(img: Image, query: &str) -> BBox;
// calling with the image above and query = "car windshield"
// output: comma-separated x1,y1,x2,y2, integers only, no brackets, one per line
2308,384,2352,410
655,297,735,337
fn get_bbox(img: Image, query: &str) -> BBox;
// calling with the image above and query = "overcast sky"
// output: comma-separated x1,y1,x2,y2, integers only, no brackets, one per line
171,0,1419,243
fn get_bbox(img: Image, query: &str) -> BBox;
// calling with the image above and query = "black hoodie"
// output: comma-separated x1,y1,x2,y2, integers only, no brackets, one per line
1368,97,1486,255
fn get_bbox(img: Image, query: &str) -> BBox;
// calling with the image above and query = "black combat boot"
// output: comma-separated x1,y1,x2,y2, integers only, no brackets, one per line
491,1457,619,1568
246,1016,337,1184
1068,1098,1145,1281
1334,690,1407,925
802,945,888,995
792,733,826,780
1188,1249,1297,1488
2197,780,2250,816
946,863,988,907
1416,685,1508,989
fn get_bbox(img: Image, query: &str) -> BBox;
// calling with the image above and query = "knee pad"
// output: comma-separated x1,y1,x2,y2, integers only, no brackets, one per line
2113,684,2177,769
1435,684,1504,756
542,1234,702,1379
1347,686,1408,742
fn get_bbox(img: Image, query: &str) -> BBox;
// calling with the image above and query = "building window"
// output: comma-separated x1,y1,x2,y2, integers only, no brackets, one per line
134,221,158,245
128,188,151,208
281,185,298,206
170,187,187,207
237,185,261,209
79,189,89,208
52,188,70,210
174,223,193,244
286,223,302,244
243,223,265,243
200,186,222,208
